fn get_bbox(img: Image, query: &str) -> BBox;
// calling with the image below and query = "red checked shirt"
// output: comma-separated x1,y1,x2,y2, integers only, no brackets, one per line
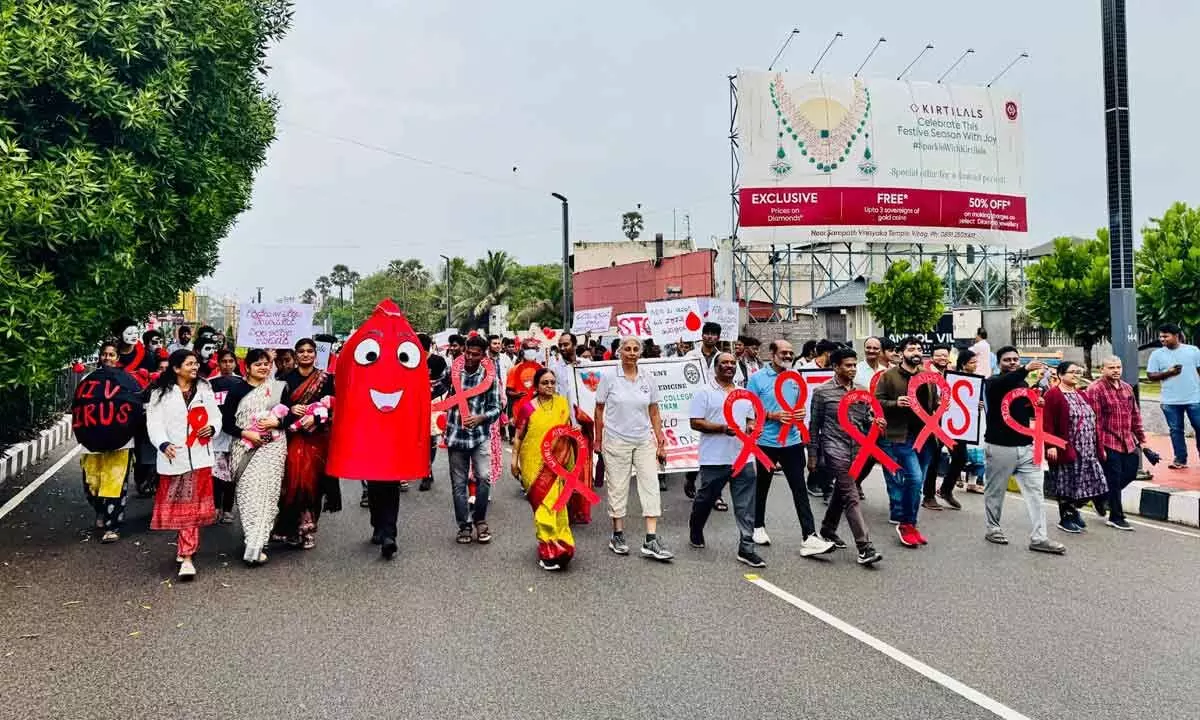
1084,377,1146,453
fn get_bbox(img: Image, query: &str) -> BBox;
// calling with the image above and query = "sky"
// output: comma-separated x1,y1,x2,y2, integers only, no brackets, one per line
209,0,1200,302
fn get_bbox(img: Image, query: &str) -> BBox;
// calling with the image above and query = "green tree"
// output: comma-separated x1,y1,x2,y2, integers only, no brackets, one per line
621,210,644,241
865,260,946,336
300,288,317,305
510,264,563,328
453,250,514,327
329,264,353,307
1026,235,1111,374
1136,202,1200,336
314,275,332,305
0,1,292,423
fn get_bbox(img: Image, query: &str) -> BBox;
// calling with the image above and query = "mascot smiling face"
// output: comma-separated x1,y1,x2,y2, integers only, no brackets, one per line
326,299,431,481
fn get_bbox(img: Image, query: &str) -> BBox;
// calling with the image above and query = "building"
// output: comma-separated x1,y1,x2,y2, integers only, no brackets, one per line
573,246,715,317
573,237,695,273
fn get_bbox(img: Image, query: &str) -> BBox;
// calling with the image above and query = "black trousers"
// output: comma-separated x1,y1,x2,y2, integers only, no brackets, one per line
922,442,954,500
754,444,817,537
368,481,401,540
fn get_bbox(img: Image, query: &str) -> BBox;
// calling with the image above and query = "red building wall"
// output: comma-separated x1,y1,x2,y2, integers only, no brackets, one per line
572,250,715,316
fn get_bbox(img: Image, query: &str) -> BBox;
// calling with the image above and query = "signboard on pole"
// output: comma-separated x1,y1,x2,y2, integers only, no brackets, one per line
237,303,314,349
645,298,703,344
735,70,1027,246
573,357,708,472
571,307,613,335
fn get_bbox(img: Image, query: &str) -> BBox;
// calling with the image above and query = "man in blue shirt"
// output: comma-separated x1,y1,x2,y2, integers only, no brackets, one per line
745,339,835,557
1146,323,1200,468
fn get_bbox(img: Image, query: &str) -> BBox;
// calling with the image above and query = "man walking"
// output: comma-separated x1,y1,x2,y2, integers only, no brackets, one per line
874,337,938,547
1086,356,1146,531
745,340,835,555
812,347,884,566
1146,323,1200,468
982,348,1064,554
853,336,888,390
688,352,764,567
444,335,502,545
921,344,958,510
970,328,992,378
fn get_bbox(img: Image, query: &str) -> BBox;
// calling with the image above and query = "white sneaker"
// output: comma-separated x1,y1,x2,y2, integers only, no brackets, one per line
799,534,836,557
752,527,771,546
177,559,197,580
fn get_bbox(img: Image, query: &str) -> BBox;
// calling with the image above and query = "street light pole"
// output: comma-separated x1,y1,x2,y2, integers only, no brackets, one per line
551,193,570,330
1103,0,1138,390
439,254,452,329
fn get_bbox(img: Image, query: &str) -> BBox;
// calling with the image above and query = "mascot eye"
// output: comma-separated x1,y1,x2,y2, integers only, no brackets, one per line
396,341,420,369
354,339,381,365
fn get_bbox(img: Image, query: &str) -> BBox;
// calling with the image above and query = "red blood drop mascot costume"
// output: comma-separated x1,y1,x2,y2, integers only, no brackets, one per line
327,299,431,559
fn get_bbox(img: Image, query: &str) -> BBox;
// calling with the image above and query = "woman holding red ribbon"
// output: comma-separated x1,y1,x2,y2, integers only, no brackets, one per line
1043,361,1109,534
145,349,222,580
511,367,577,571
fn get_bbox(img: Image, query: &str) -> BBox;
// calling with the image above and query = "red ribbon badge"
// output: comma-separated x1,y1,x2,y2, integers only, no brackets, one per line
542,424,601,512
1000,387,1066,465
724,389,775,475
908,371,956,451
433,356,497,416
838,389,900,479
773,370,810,444
186,406,210,448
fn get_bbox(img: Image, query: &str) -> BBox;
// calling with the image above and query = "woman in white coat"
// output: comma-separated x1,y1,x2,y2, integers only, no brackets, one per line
146,349,222,580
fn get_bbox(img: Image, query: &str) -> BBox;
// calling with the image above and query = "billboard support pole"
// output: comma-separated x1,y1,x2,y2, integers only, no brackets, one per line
1102,0,1138,390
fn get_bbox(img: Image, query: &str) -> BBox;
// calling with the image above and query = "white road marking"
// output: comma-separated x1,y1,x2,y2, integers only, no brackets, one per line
745,575,1035,720
0,445,83,521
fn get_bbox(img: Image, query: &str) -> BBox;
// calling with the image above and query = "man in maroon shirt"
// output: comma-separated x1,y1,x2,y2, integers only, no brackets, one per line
1084,356,1146,531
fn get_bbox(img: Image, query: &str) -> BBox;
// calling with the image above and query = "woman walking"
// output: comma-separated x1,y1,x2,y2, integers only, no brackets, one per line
77,341,140,543
1044,361,1109,533
146,349,222,580
594,338,673,561
277,338,335,549
210,349,243,524
221,349,289,565
511,368,577,571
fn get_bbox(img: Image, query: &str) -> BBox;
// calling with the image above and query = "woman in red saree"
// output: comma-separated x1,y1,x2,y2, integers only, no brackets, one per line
276,338,335,549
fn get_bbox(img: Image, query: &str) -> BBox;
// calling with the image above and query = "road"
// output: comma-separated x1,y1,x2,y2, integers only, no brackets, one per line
2,442,1198,720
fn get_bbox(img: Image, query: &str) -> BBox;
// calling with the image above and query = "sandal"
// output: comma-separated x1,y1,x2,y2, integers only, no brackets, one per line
101,530,120,543
714,497,729,512
456,527,473,544
475,522,492,544
302,535,316,550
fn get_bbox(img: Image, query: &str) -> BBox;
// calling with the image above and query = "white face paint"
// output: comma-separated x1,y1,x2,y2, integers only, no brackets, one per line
121,326,139,345
199,343,216,360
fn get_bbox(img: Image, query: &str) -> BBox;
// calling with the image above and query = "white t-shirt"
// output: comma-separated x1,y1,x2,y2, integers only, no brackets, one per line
689,382,755,466
970,340,992,377
687,347,746,386
595,369,661,444
853,360,887,390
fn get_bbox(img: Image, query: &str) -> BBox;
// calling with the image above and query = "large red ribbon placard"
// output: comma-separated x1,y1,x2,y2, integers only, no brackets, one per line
542,424,601,512
1000,387,1066,465
433,357,496,416
908,371,956,451
838,389,900,478
773,370,810,444
186,406,210,448
724,389,774,474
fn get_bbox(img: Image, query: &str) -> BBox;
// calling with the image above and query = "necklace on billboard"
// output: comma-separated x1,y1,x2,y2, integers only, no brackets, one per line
770,74,876,176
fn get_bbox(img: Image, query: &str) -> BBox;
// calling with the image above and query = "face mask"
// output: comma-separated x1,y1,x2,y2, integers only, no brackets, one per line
523,349,537,361
122,326,139,345
200,344,215,360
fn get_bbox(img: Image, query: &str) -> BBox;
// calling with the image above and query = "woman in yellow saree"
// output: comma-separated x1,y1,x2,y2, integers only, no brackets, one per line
511,368,576,571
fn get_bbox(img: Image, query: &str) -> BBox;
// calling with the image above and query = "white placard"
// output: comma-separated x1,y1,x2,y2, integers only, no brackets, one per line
942,370,983,444
797,368,836,427
616,313,654,339
571,307,613,335
237,303,315,349
314,341,333,371
953,309,982,340
488,304,509,337
573,357,708,472
433,329,455,351
645,298,703,344
698,298,740,341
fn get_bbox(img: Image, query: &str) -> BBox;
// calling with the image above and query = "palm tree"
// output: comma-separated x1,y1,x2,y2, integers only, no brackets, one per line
300,288,317,304
314,275,332,306
347,270,361,302
329,264,352,306
621,210,644,241
453,250,514,327
387,259,432,307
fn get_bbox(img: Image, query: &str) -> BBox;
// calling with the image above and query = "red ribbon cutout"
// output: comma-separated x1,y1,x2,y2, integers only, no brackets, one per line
1000,387,1066,465
908,371,956,451
724,389,775,475
773,370,810,444
839,389,900,479
433,357,497,416
186,407,210,448
542,424,601,512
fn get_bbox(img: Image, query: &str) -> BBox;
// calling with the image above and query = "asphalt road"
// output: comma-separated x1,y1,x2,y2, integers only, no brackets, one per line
2,442,1198,720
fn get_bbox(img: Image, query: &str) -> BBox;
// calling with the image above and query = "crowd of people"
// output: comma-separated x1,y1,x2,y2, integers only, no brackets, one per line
73,314,1175,579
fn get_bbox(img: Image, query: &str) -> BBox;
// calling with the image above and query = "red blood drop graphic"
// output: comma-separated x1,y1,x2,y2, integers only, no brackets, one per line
685,312,702,332
543,327,555,339
436,413,447,432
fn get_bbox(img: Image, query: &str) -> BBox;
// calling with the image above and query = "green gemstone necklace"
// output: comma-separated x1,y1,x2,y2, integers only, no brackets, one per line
769,74,876,176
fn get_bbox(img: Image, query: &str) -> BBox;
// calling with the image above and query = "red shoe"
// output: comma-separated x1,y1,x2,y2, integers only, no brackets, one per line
912,527,929,545
897,523,920,548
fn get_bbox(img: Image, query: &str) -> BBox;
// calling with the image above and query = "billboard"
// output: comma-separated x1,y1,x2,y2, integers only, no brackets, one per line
736,70,1026,246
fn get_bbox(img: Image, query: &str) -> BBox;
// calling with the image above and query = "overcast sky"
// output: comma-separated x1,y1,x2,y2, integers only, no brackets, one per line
208,0,1198,301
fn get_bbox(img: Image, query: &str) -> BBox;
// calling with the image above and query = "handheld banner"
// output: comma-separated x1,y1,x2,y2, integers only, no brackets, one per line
571,307,613,335
724,389,774,475
645,298,704,343
773,369,810,444
907,371,956,451
70,366,144,452
838,389,900,479
543,424,601,512
999,387,1065,466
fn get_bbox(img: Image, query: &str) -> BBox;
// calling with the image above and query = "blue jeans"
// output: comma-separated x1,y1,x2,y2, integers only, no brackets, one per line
880,440,930,525
1161,403,1200,465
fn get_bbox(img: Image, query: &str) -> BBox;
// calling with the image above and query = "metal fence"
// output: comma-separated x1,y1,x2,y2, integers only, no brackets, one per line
0,365,84,451
1011,325,1159,348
